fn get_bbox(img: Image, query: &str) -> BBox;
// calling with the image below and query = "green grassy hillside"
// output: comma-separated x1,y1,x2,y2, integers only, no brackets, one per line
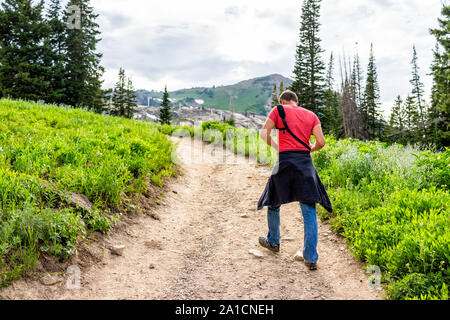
0,99,175,286
135,74,293,115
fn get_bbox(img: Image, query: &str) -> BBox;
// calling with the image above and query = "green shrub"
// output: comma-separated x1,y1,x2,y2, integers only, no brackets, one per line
386,273,448,300
415,148,450,189
0,99,176,287
312,138,449,300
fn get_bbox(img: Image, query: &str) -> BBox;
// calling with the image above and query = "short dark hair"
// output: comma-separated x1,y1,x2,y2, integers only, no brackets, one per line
279,90,298,103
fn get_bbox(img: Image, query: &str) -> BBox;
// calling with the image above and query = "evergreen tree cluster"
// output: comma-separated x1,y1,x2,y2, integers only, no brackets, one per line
290,0,384,141
290,0,448,149
322,52,342,138
0,0,105,112
428,4,449,148
110,67,137,118
387,2,449,150
270,81,285,108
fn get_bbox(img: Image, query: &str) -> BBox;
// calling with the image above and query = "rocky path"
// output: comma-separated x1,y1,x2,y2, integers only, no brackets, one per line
0,137,382,300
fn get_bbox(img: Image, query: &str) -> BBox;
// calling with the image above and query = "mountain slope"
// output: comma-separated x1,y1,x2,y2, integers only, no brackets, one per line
135,74,293,115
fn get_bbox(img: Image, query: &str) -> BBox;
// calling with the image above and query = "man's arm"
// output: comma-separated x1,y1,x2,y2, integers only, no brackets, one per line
311,124,326,152
260,117,278,151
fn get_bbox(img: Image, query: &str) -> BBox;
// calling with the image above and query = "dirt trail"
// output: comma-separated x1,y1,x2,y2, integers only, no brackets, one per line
1,137,382,300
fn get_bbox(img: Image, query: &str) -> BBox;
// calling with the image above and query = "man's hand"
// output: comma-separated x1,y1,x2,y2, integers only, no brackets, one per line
260,118,278,151
311,124,326,152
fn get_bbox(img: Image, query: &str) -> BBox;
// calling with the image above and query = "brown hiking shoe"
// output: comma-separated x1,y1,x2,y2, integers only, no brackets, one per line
258,237,280,253
304,261,317,270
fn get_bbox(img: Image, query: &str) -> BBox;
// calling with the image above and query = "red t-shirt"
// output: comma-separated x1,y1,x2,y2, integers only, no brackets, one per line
268,104,321,152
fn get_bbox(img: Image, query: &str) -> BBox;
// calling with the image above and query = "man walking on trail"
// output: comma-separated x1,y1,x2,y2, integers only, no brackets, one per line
257,90,333,270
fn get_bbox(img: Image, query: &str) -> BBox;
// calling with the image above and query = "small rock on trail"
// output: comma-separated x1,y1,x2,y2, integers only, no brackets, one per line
249,249,264,258
110,245,125,256
39,274,62,286
294,250,304,262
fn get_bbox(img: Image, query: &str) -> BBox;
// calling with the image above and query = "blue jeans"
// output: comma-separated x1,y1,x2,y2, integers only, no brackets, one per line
267,203,318,263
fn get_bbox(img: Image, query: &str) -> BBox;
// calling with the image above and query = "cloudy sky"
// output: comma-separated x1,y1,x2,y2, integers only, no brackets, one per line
90,0,444,117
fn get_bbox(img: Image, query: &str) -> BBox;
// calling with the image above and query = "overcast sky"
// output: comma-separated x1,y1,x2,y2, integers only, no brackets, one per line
90,0,443,116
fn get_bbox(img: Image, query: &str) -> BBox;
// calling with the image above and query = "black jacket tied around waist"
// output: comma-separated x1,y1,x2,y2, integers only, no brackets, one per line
257,150,333,213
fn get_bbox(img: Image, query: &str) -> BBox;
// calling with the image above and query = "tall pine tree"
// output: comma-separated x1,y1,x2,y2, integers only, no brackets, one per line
290,0,325,116
0,0,51,100
125,77,137,119
410,45,426,127
45,0,67,103
159,86,172,125
111,68,127,117
429,4,449,148
62,0,104,112
361,44,382,140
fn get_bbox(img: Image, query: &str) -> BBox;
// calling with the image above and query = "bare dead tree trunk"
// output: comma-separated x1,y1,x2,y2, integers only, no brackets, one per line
341,80,359,138
339,54,359,138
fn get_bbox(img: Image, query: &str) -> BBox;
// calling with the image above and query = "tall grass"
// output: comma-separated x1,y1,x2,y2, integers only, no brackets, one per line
0,99,175,286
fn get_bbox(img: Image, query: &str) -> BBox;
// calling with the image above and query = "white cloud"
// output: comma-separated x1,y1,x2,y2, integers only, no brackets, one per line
90,0,444,116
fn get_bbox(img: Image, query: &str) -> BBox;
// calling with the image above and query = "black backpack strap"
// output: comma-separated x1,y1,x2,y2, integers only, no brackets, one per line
275,105,286,133
276,104,311,152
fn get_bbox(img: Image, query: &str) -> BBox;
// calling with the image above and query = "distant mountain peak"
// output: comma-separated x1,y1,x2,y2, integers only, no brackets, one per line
234,74,293,88
135,74,293,115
